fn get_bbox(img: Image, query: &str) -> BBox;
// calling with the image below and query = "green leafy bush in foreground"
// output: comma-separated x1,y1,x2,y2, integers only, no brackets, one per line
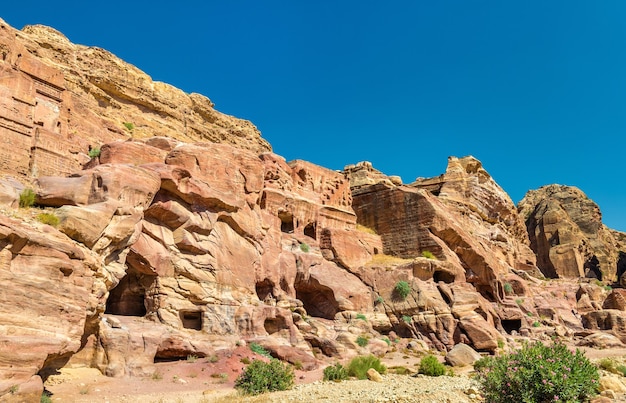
234,359,294,395
475,341,599,403
36,212,59,227
323,362,349,382
419,354,446,377
347,354,387,380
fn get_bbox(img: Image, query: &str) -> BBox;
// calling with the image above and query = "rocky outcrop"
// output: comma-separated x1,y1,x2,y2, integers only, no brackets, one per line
0,214,98,396
518,185,623,282
0,18,269,180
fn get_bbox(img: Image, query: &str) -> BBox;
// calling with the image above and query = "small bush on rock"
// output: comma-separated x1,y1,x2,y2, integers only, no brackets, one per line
475,341,599,403
419,355,446,377
323,362,349,382
347,354,387,380
249,342,271,358
356,335,369,347
394,281,411,300
19,188,36,208
234,359,294,395
36,212,59,227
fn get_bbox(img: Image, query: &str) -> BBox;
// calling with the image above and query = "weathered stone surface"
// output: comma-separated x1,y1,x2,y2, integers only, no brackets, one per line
0,215,96,397
519,185,622,281
0,18,270,181
445,343,481,367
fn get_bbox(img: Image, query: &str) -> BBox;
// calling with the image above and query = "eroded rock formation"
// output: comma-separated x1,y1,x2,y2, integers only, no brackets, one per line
0,19,625,402
0,18,269,180
518,184,622,282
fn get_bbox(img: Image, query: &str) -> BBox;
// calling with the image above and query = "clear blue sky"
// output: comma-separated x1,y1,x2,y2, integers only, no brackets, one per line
2,1,626,231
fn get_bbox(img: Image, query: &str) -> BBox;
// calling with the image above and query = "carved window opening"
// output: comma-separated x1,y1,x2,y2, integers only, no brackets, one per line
105,270,147,316
304,223,316,239
279,212,294,233
501,319,522,334
180,310,202,330
256,279,274,303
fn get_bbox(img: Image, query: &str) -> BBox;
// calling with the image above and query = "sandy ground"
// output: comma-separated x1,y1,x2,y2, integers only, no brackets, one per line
43,345,626,403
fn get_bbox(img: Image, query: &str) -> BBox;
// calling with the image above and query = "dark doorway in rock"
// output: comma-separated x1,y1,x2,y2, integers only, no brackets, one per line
280,212,294,233
476,284,496,302
264,316,288,335
584,255,602,280
180,310,202,330
105,270,148,316
617,252,626,280
501,319,522,334
304,223,316,240
433,270,455,284
256,279,274,302
295,275,339,320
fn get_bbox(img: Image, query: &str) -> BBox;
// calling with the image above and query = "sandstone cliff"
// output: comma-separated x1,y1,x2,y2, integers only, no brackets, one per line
0,18,269,180
0,20,626,402
518,184,623,282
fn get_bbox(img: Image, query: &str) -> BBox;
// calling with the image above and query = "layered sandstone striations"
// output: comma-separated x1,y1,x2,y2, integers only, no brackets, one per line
0,18,269,180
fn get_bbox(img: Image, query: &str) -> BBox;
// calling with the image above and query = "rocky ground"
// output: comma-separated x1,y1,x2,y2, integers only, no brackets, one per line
42,345,626,403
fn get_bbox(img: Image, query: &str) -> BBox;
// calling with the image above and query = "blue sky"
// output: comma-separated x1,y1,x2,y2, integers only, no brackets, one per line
2,2,626,231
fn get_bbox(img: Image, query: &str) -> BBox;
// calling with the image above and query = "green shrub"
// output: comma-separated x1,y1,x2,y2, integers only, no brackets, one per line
375,296,384,304
240,357,251,365
19,188,36,208
402,315,412,324
347,354,387,380
356,335,369,347
421,250,435,259
234,359,294,395
532,321,541,327
597,358,626,377
36,213,59,227
323,362,349,382
503,282,513,295
88,147,101,158
40,393,53,403
475,341,599,403
381,337,391,346
299,242,310,252
123,122,134,131
249,342,271,358
394,281,411,300
356,313,367,321
419,355,446,377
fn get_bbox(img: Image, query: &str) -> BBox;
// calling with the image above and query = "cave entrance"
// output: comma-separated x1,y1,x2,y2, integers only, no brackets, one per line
584,255,602,280
256,279,275,302
264,316,288,335
180,310,202,331
618,252,626,280
279,212,294,233
501,319,522,334
476,284,496,302
304,223,316,240
105,269,150,316
433,270,455,284
295,276,339,320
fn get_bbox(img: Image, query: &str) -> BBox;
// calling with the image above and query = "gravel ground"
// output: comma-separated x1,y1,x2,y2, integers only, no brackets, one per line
209,374,480,403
